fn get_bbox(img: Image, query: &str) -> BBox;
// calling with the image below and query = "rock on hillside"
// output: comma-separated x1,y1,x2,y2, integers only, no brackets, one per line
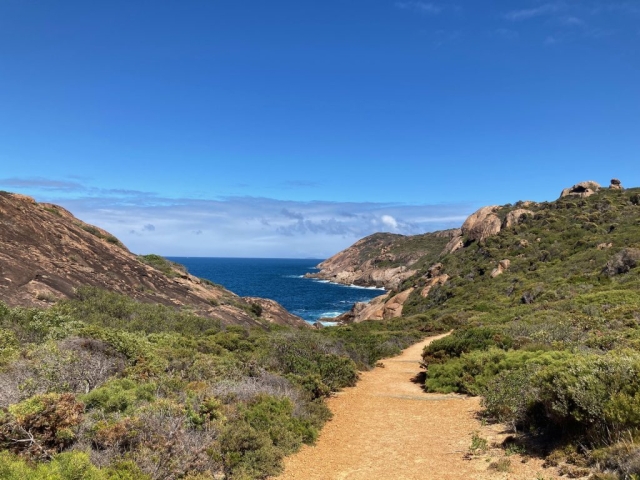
306,230,460,290
460,206,501,243
560,181,601,198
0,192,307,328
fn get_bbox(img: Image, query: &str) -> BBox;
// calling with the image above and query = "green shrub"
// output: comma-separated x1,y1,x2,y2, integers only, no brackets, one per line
137,254,185,277
82,379,156,413
422,327,513,365
59,287,222,336
0,451,149,480
425,348,573,395
218,421,283,479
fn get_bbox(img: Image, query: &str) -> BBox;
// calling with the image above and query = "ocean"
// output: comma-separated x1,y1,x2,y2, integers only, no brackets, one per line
167,257,385,324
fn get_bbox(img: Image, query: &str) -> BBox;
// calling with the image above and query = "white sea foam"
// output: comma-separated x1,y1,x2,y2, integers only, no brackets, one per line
348,284,386,291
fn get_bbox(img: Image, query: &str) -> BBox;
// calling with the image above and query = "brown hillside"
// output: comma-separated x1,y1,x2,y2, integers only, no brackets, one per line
0,192,307,328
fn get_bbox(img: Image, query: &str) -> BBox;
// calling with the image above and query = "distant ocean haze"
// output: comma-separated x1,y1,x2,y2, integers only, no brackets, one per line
167,257,384,323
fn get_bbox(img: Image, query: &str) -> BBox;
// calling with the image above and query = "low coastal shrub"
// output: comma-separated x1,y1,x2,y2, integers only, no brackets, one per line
0,289,431,479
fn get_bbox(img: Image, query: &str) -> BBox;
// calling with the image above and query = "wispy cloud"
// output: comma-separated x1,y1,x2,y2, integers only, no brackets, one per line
2,177,473,257
0,177,86,192
395,2,443,15
504,3,563,21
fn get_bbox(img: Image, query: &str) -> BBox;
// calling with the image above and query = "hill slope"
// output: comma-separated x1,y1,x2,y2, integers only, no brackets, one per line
323,180,640,478
0,191,306,328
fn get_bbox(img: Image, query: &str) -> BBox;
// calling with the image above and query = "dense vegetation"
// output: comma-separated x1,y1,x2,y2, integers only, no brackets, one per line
407,187,640,478
0,287,436,479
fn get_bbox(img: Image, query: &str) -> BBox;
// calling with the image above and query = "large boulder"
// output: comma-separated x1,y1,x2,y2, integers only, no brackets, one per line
610,178,623,190
560,181,601,198
503,209,533,229
461,206,502,243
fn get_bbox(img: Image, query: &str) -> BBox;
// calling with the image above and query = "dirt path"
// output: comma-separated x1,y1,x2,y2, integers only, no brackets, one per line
275,333,557,480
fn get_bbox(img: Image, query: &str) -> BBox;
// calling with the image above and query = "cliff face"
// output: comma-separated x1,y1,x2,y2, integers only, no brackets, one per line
0,192,307,328
306,230,460,290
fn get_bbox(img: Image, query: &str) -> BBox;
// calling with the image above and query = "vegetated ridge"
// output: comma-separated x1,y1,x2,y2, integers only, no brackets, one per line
0,191,306,328
315,178,640,478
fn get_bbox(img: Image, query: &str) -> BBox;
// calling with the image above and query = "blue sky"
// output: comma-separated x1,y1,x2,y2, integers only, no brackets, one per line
1,1,638,257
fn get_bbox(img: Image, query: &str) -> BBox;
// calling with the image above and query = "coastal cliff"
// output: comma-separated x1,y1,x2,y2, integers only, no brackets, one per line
0,191,307,328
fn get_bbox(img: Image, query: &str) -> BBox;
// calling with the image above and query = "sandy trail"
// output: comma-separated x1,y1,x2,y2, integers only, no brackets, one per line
275,333,555,480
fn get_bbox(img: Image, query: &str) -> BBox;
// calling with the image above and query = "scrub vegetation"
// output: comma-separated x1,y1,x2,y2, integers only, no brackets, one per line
0,287,433,479
407,187,640,478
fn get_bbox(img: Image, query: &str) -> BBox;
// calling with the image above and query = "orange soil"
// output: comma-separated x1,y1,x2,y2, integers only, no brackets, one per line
275,333,558,480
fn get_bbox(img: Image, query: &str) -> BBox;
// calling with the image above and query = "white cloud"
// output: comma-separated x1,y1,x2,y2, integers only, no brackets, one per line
381,215,399,229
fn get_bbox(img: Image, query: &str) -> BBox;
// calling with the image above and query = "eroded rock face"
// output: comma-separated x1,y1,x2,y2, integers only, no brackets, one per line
0,192,308,328
442,235,464,255
560,181,601,198
504,209,533,229
335,286,418,323
461,206,501,243
335,294,388,323
420,275,449,297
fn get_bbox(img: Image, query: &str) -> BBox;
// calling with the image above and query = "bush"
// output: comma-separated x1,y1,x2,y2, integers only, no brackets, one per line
425,348,573,395
422,327,513,365
1,393,84,458
82,379,156,414
218,422,283,479
483,351,640,443
603,248,640,276
59,287,222,336
137,254,185,277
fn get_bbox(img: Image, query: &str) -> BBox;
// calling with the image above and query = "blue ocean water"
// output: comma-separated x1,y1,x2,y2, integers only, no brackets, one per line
167,257,385,324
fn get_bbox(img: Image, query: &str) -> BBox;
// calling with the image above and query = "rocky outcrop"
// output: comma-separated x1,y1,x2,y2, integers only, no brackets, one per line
442,235,464,255
0,192,307,328
610,178,623,190
335,286,416,323
560,181,601,198
335,294,388,323
307,230,460,290
490,259,511,278
504,209,533,229
420,275,449,297
461,206,501,243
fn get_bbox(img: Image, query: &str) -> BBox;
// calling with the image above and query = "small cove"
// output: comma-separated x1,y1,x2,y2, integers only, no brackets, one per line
168,257,385,324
